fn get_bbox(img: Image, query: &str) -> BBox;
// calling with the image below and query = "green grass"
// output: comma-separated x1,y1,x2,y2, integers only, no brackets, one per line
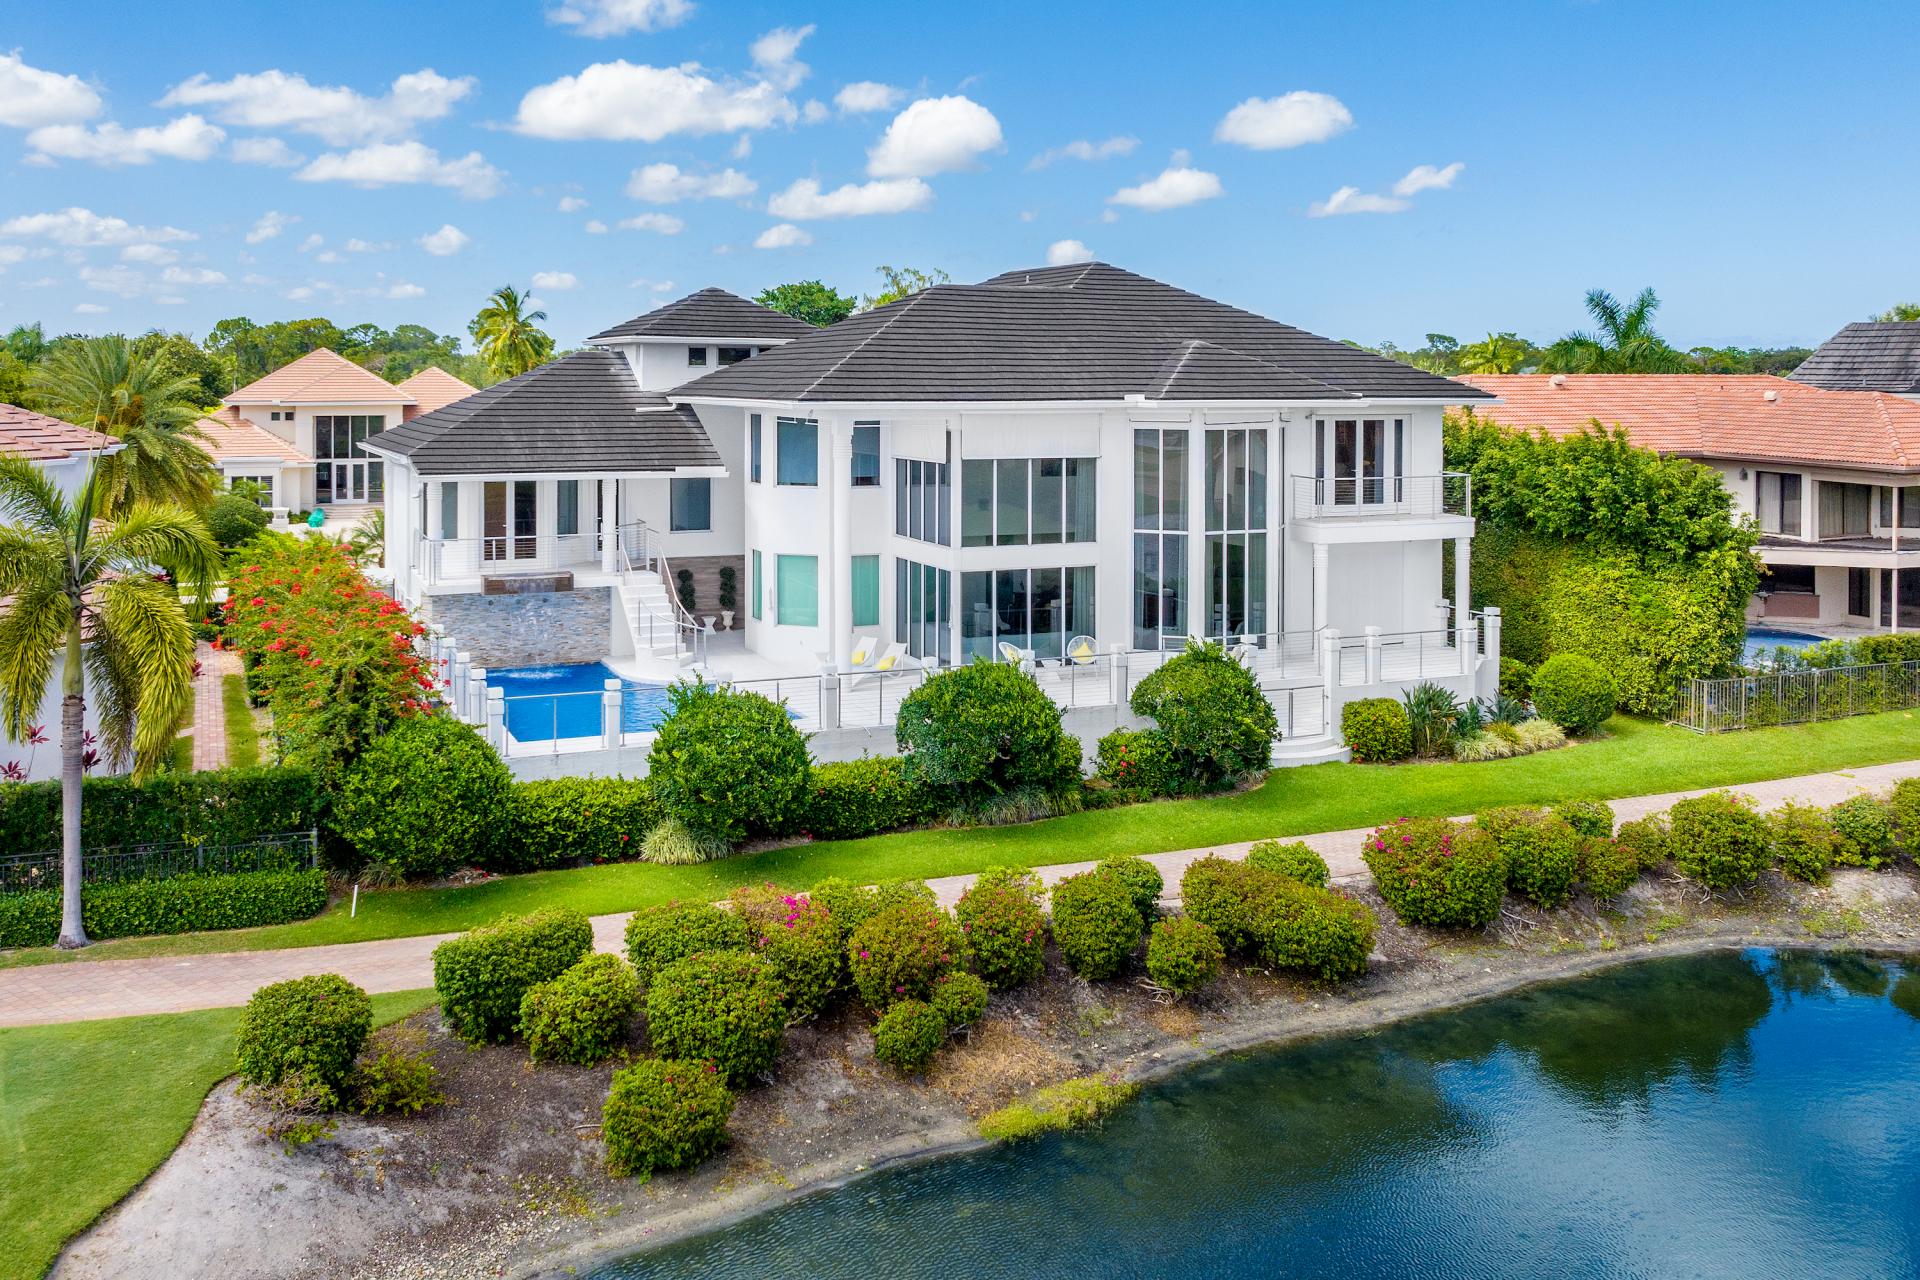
221,674,261,769
5,710,1918,972
0,988,435,1280
165,734,192,773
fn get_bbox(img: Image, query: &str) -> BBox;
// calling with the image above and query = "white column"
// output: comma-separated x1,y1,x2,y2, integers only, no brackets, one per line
1893,515,1903,633
601,678,621,748
1363,626,1383,685
1311,542,1330,633
1454,535,1474,674
829,421,854,668
600,477,618,572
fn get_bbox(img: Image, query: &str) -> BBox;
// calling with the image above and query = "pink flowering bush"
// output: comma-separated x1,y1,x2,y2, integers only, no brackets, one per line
954,867,1047,990
847,901,961,1011
1360,817,1506,928
644,949,786,1084
735,886,842,1019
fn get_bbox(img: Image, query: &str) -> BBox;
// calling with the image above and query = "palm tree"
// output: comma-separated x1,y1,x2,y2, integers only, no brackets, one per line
0,456,218,947
345,508,386,568
1873,303,1920,323
28,336,215,515
1541,287,1686,374
1457,332,1537,375
469,286,554,381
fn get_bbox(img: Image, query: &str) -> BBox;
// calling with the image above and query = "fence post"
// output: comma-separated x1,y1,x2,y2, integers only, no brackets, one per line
1363,627,1383,685
468,665,489,724
1109,645,1127,707
452,651,472,720
485,686,507,752
1483,608,1502,692
602,678,622,749
1321,628,1343,694
309,825,319,869
819,673,841,731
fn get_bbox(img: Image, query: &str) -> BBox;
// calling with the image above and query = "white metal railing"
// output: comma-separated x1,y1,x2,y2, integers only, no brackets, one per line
616,519,709,666
1290,472,1470,520
416,532,605,586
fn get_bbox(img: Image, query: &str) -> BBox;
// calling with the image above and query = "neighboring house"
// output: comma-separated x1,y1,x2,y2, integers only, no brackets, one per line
372,265,1498,761
1790,322,1920,400
1458,374,1920,630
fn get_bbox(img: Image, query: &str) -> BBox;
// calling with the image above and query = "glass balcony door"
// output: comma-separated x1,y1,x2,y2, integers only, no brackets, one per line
1315,419,1401,507
483,480,538,562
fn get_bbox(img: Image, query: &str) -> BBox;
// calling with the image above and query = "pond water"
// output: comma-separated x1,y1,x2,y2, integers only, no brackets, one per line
589,950,1920,1280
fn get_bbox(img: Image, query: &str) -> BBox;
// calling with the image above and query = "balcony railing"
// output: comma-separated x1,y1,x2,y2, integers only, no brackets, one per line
1290,472,1470,520
416,532,607,586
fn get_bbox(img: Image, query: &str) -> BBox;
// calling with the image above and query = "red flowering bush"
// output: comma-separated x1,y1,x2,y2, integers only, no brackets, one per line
847,902,961,1011
1360,817,1506,929
954,868,1047,990
733,886,842,1020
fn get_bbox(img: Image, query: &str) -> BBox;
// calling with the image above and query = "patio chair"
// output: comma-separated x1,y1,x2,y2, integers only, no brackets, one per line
848,634,880,669
847,644,919,691
1064,635,1098,666
997,640,1037,673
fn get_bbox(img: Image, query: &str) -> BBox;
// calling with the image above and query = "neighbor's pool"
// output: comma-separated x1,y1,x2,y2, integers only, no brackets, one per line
1744,625,1825,665
590,950,1920,1279
487,663,673,741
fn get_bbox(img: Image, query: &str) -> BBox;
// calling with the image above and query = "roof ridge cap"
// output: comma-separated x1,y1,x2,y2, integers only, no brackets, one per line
795,289,933,400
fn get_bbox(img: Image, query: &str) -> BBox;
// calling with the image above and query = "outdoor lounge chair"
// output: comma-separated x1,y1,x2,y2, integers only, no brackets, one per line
847,644,920,691
848,634,880,669
1064,635,1098,666
997,640,1036,672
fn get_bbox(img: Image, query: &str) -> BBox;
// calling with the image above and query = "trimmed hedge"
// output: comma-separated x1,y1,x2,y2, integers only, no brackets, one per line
1094,728,1181,797
1615,815,1672,870
1362,818,1507,929
518,953,639,1065
1180,857,1282,954
622,900,753,989
0,766,323,854
432,909,594,1045
1668,792,1771,890
503,777,658,871
1096,855,1164,922
894,662,1082,802
1253,878,1376,981
1049,871,1143,980
798,757,930,841
1341,699,1412,763
1553,799,1615,840
1245,839,1330,888
0,868,327,949
645,949,787,1084
1530,654,1616,735
1576,836,1640,899
235,973,373,1093
334,716,514,880
602,1058,734,1180
1478,807,1581,909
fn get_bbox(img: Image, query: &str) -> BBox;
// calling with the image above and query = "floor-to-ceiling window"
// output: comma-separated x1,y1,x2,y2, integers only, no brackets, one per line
960,457,1095,548
962,566,1094,662
481,480,537,561
1204,427,1268,640
1133,428,1188,649
314,414,386,504
895,457,951,546
894,558,951,662
1314,418,1403,507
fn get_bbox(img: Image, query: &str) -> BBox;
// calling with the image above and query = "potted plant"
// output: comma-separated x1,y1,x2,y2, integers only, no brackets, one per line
717,565,738,630
675,567,696,613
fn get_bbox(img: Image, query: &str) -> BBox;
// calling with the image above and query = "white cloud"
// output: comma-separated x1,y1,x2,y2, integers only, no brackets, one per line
417,224,470,256
730,134,751,159
616,213,684,234
1108,163,1224,212
0,245,30,267
0,52,102,128
26,114,225,165
74,302,108,315
834,81,903,115
0,207,195,247
344,238,387,253
155,295,187,306
867,95,1003,178
120,243,181,265
78,264,146,297
1392,161,1465,197
161,265,227,286
547,0,694,37
754,222,811,249
625,161,756,203
558,195,589,212
315,250,345,264
1215,91,1353,150
1045,238,1093,266
245,210,298,245
296,142,504,199
297,233,324,253
231,136,304,167
161,68,475,146
285,285,315,301
514,60,796,141
750,24,814,92
386,281,426,299
801,99,829,125
584,219,609,234
1028,135,1137,170
767,176,933,219
531,270,578,290
629,277,674,291
1306,185,1409,217
241,272,272,285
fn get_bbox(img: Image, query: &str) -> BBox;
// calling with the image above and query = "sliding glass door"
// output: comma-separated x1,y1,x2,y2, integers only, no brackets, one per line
482,480,537,562
1315,418,1403,507
1204,427,1268,640
1133,428,1189,649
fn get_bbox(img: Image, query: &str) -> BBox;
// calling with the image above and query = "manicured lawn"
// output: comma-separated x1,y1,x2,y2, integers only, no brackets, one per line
0,989,435,1280
222,673,261,769
5,710,1918,971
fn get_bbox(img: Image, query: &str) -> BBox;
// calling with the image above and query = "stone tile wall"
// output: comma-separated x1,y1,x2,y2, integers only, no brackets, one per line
425,586,612,669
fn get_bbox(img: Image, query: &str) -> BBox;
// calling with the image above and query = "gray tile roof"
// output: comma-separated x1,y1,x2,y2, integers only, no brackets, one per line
588,287,817,344
670,262,1489,404
367,349,722,476
1791,322,1920,394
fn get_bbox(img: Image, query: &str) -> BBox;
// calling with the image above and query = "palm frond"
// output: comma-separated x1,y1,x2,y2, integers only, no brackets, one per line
93,574,196,776
0,583,71,742
0,454,72,537
85,503,221,598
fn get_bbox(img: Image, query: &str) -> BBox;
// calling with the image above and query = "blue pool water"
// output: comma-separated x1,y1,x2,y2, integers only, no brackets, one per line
487,663,673,741
1743,626,1825,665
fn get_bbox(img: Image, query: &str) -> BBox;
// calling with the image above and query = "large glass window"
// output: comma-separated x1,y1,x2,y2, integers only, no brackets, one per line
751,549,762,620
894,558,951,662
775,554,818,626
1757,471,1802,536
557,480,579,537
961,459,993,547
1133,429,1188,648
1315,418,1402,505
1204,428,1269,640
670,477,711,531
958,457,1096,548
853,423,881,487
749,414,762,483
777,417,818,486
1819,481,1872,539
852,555,880,628
960,566,1094,662
893,457,951,545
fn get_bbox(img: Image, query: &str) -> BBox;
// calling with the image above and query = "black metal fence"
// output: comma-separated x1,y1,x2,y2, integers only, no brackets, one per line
1668,661,1920,733
0,830,318,895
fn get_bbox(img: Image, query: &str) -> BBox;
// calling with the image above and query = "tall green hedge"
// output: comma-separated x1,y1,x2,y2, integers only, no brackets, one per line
503,776,659,870
0,868,328,948
0,767,323,854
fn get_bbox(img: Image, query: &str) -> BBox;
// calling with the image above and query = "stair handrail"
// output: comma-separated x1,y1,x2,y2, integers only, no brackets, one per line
615,519,708,664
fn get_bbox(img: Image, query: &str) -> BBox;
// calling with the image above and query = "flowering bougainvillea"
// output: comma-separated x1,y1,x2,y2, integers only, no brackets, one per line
221,535,435,785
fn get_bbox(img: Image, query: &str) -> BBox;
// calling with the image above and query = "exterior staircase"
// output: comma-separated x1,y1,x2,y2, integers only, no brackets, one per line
617,571,687,662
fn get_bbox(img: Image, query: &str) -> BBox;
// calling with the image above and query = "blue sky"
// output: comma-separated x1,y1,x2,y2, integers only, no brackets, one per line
3,0,1915,351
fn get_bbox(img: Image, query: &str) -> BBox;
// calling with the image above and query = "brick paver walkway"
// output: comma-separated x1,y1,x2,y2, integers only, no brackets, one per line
187,644,243,773
5,759,1918,1029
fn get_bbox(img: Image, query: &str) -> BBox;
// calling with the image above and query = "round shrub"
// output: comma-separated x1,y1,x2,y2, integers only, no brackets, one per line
812,877,935,940
334,715,514,880
1341,698,1412,763
1127,639,1277,789
1146,916,1224,998
623,899,751,988
1499,657,1533,700
1362,818,1507,929
602,1058,734,1180
1480,808,1581,909
894,662,1082,802
1668,792,1771,890
1096,855,1164,921
236,973,372,1093
1530,654,1616,735
1049,871,1144,980
1253,881,1377,981
847,901,960,1011
518,953,639,1065
1245,839,1330,888
930,970,990,1029
206,492,270,548
433,908,594,1045
1771,802,1837,884
1615,814,1672,871
1180,856,1283,954
955,872,1047,990
645,681,810,846
645,950,787,1084
799,756,930,840
1828,796,1895,869
872,999,947,1074
1576,836,1640,900
1094,728,1181,796
1891,778,1920,853
751,895,842,1020
1553,799,1615,840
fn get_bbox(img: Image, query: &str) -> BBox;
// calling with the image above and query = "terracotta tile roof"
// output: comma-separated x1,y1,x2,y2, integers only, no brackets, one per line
0,403,117,462
225,348,413,406
193,414,311,465
1456,373,1920,473
396,366,477,416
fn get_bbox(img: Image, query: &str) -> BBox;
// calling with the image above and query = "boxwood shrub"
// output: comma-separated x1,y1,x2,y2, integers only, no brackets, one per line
0,868,328,949
954,871,1047,990
1770,801,1838,885
750,895,842,1020
811,877,936,939
502,776,658,871
432,908,594,1045
931,970,990,1030
1093,729,1181,796
1096,855,1164,921
1614,814,1672,871
1478,807,1581,909
235,973,373,1094
623,900,753,988
602,1058,734,1180
872,998,948,1074
1530,653,1617,734
1127,639,1277,790
1362,817,1507,929
1254,880,1376,981
1179,856,1283,954
1576,835,1640,899
1828,796,1896,869
1341,698,1412,763
518,953,639,1065
1553,799,1615,840
644,949,787,1084
334,716,514,879
1245,839,1330,888
1145,916,1224,998
646,681,811,846
798,757,930,840
1668,792,1771,890
847,901,960,1010
1048,870,1143,980
894,662,1082,803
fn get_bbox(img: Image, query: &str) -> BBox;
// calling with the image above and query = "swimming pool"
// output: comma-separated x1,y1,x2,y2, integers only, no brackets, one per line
1743,626,1825,665
487,663,674,741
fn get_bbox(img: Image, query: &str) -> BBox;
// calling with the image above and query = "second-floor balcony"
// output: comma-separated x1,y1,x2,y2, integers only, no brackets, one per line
1290,472,1472,523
